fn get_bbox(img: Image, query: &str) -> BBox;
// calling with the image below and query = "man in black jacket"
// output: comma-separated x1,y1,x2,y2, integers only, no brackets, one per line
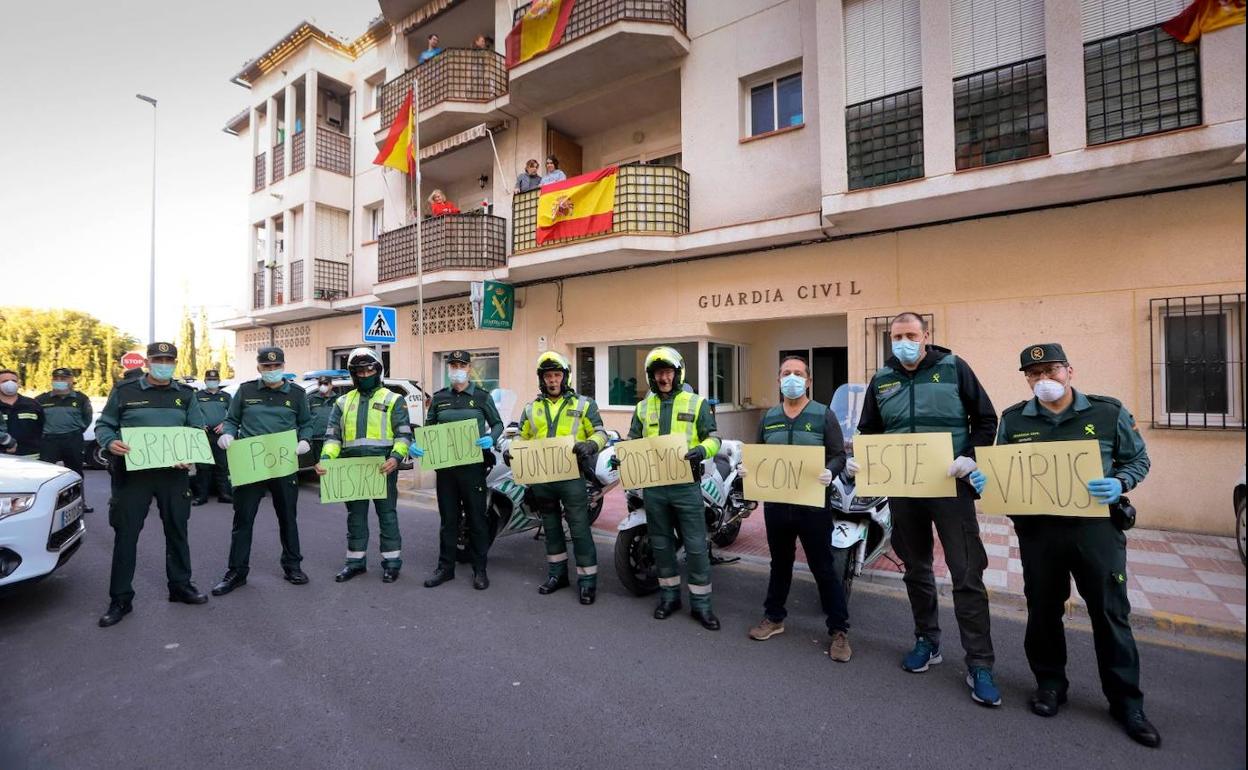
0,369,44,458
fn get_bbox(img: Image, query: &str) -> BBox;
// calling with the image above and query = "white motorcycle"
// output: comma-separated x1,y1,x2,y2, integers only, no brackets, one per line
828,383,894,598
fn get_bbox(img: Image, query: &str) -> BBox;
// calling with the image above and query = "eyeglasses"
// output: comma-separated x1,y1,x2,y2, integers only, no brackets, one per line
1024,364,1067,380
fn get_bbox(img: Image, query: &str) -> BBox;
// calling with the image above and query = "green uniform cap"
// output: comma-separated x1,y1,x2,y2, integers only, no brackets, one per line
1019,343,1068,371
257,346,285,364
147,341,177,359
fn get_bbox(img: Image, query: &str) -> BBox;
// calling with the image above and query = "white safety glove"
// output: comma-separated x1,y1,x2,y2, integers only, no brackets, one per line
296,440,311,455
497,437,512,454
844,457,860,478
736,464,747,479
817,468,833,486
948,455,978,478
217,434,234,450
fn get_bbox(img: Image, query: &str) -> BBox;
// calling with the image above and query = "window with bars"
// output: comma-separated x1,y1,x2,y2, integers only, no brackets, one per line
846,88,925,190
576,347,596,398
954,57,1049,169
1084,26,1201,145
863,313,935,380
1149,294,1245,430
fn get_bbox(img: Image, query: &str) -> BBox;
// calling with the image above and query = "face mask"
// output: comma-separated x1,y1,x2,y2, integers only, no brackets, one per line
318,385,331,395
891,340,922,365
52,381,70,392
261,370,285,385
1033,379,1066,403
449,369,469,385
355,374,381,391
780,375,807,399
205,381,220,390
0,381,18,396
149,364,176,381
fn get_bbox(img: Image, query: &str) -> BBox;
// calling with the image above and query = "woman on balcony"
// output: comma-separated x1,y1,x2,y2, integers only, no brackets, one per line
516,159,543,193
428,190,460,217
540,155,566,185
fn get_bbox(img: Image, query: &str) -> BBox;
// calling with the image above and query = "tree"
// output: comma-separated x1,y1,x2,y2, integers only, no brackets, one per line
176,306,197,380
0,307,138,397
196,307,214,376
214,340,235,380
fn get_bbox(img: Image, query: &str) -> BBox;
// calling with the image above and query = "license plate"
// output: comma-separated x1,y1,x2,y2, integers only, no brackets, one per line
59,501,84,529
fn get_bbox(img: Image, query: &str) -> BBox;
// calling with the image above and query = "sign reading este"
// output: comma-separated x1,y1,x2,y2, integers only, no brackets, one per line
319,457,388,504
414,419,482,471
510,436,580,485
226,430,298,486
121,427,214,471
742,444,826,507
614,434,693,490
854,433,957,498
977,440,1110,517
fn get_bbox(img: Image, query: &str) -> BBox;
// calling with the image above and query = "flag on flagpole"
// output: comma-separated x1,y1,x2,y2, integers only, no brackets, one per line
506,0,576,68
1163,0,1245,43
535,165,618,245
373,90,414,173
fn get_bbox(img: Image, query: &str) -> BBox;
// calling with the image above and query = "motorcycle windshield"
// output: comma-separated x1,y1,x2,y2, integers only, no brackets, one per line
491,388,520,428
830,383,868,443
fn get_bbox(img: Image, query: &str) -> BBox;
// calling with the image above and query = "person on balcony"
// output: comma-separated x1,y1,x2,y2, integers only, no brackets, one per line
472,34,492,50
516,159,543,193
428,190,460,217
541,155,566,185
420,33,442,63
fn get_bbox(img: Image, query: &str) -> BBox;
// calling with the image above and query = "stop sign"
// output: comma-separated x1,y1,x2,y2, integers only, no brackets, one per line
120,352,146,370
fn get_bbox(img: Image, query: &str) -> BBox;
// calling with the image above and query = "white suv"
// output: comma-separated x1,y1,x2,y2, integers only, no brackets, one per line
0,457,86,586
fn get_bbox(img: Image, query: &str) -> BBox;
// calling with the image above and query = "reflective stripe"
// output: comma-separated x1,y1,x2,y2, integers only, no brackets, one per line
381,550,401,559
576,564,599,575
658,575,682,587
346,550,366,558
688,583,713,595
343,438,397,448
547,552,569,563
638,391,707,450
342,389,403,450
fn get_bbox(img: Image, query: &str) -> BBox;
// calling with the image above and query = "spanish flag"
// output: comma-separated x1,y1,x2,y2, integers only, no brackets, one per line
506,0,576,68
535,165,618,245
373,90,414,173
1163,0,1245,43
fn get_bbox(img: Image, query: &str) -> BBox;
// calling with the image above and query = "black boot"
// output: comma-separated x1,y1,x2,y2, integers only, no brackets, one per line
473,570,490,590
335,564,367,583
653,597,682,619
1030,688,1067,718
579,585,596,605
98,601,132,628
691,608,721,631
423,569,454,588
283,568,309,585
83,505,95,514
218,494,233,504
191,497,209,507
538,574,570,595
211,570,246,596
1112,705,1161,748
382,567,400,583
168,583,209,604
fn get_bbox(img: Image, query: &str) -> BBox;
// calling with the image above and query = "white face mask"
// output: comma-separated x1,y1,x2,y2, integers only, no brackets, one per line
318,385,332,395
1033,379,1066,403
0,381,17,396
449,369,469,385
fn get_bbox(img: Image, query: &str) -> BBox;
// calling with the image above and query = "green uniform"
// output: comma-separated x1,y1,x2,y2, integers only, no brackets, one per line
36,390,92,487
518,390,608,588
307,392,338,467
426,384,503,573
628,389,720,611
222,380,313,576
95,376,205,603
192,389,232,501
998,389,1150,710
321,384,412,569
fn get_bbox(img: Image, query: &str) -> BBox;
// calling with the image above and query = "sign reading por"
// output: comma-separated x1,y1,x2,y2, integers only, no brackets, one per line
413,419,481,471
226,430,298,486
510,437,579,485
741,444,826,507
854,432,957,498
362,305,398,344
121,427,214,471
614,434,693,490
976,440,1110,517
319,457,388,504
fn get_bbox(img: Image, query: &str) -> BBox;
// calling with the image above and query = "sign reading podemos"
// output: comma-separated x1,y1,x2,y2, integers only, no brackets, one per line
614,434,693,490
413,419,481,471
976,440,1110,517
121,427,214,471
226,430,298,486
509,437,580,485
319,457,388,504
853,433,957,498
741,444,826,507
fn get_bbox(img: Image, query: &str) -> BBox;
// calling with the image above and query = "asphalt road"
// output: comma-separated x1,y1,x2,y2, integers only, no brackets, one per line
1,471,1244,769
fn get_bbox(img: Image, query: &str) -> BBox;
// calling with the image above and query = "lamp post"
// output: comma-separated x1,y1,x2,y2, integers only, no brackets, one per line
136,94,158,345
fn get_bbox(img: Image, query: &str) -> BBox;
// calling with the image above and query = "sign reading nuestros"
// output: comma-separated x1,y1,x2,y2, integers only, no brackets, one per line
697,281,862,309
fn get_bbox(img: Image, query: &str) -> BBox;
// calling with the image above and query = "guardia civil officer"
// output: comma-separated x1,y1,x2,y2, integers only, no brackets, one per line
36,367,95,512
621,346,722,630
192,369,233,506
0,368,44,457
307,375,338,463
854,312,1001,706
317,347,417,583
95,342,208,627
423,350,503,590
500,351,608,604
211,347,313,595
971,344,1159,747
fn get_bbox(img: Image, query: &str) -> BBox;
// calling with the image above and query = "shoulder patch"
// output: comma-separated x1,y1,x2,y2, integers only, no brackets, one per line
1001,400,1029,416
1085,394,1124,408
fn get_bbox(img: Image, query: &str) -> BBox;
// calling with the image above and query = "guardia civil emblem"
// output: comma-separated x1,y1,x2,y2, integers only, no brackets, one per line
1030,346,1045,361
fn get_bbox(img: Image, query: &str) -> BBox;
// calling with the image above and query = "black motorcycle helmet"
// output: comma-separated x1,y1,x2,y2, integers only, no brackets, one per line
536,351,571,396
346,347,384,389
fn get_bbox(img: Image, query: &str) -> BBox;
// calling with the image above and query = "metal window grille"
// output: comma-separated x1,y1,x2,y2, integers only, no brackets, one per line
846,87,924,190
954,57,1048,169
271,143,285,182
274,325,311,349
253,153,266,191
576,347,596,399
1149,294,1245,430
313,259,350,300
1085,25,1201,146
512,0,686,44
511,164,689,252
315,129,351,176
863,313,935,380
291,133,305,174
381,50,508,128
378,214,507,282
269,266,284,305
252,271,264,310
290,259,304,303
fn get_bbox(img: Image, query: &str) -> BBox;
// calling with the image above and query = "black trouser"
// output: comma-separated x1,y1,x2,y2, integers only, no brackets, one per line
107,466,194,603
41,433,86,503
1014,516,1143,709
227,473,302,576
763,502,850,634
890,484,995,668
193,430,231,500
435,463,490,573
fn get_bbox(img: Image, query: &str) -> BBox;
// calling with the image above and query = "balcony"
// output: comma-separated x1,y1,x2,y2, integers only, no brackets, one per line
252,271,264,310
507,0,688,110
380,50,510,145
245,258,352,322
375,214,508,302
316,128,351,176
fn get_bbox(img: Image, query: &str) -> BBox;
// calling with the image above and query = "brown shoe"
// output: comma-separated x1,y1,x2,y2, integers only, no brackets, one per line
748,617,785,641
829,630,852,662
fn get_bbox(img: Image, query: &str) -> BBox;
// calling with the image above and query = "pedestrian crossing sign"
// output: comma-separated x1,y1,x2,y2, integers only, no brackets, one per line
362,306,398,343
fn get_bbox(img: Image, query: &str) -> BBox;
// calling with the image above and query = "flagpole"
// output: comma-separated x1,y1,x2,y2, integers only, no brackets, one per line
413,84,426,407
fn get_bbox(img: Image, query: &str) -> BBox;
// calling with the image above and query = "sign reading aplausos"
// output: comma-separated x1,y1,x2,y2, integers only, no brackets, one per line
413,419,482,471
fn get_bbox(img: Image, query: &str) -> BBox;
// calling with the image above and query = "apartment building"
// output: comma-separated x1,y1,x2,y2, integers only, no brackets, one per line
220,0,1245,534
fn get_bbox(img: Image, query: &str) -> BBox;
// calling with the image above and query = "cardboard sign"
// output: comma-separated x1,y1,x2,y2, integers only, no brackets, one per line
226,430,298,486
741,444,826,508
414,419,482,471
121,427,214,471
854,432,957,498
615,434,693,490
319,457,388,504
977,440,1110,517
510,436,580,485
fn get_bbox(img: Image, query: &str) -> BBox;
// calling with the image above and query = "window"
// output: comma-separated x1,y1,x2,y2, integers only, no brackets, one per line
846,89,925,189
330,346,391,374
607,342,698,406
438,349,500,393
748,72,803,137
367,71,386,113
863,313,935,380
1150,295,1244,429
576,347,596,398
1084,26,1200,145
710,343,736,406
366,203,384,241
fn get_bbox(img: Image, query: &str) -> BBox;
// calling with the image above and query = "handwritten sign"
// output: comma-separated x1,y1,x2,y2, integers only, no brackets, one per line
511,437,580,485
121,427,214,471
226,430,298,486
319,457,388,504
615,434,693,490
741,444,826,507
414,419,481,471
854,432,956,498
977,440,1110,517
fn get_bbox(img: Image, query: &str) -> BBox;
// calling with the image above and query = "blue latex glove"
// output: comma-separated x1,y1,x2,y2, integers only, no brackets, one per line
476,436,494,450
968,469,987,495
410,446,425,458
1088,477,1123,505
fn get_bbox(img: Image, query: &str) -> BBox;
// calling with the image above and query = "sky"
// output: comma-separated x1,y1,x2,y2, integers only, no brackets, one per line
0,0,378,346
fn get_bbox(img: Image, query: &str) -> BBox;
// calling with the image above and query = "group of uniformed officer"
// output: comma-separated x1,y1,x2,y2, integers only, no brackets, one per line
2,366,97,513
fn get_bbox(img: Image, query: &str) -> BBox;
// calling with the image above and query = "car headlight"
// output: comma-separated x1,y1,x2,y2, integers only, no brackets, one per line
0,494,37,519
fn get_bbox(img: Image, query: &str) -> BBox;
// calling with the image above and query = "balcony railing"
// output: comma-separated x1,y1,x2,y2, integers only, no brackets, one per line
512,0,687,53
512,164,689,252
291,132,305,173
290,259,304,303
272,142,285,182
382,49,508,128
316,128,351,176
253,153,265,191
379,214,507,282
252,271,264,309
312,258,351,300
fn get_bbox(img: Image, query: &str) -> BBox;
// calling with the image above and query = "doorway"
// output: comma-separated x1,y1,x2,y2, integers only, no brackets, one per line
778,346,847,405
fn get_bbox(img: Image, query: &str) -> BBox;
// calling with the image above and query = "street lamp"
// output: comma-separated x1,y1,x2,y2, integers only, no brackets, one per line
136,94,157,345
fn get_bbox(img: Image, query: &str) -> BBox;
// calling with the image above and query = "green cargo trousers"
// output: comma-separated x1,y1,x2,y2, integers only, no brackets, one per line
344,471,401,570
645,482,712,611
107,466,194,603
532,477,597,588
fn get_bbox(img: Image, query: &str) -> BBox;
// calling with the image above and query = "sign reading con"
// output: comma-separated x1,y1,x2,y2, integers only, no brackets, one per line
854,433,957,498
510,436,580,485
121,427,214,471
413,419,481,471
741,444,826,507
226,430,298,486
319,457,388,504
614,434,692,490
976,440,1110,517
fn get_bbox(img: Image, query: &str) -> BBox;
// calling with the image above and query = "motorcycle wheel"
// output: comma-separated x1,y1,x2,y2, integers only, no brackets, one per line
614,526,659,596
456,502,503,564
711,518,741,547
1237,496,1246,566
830,546,856,601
